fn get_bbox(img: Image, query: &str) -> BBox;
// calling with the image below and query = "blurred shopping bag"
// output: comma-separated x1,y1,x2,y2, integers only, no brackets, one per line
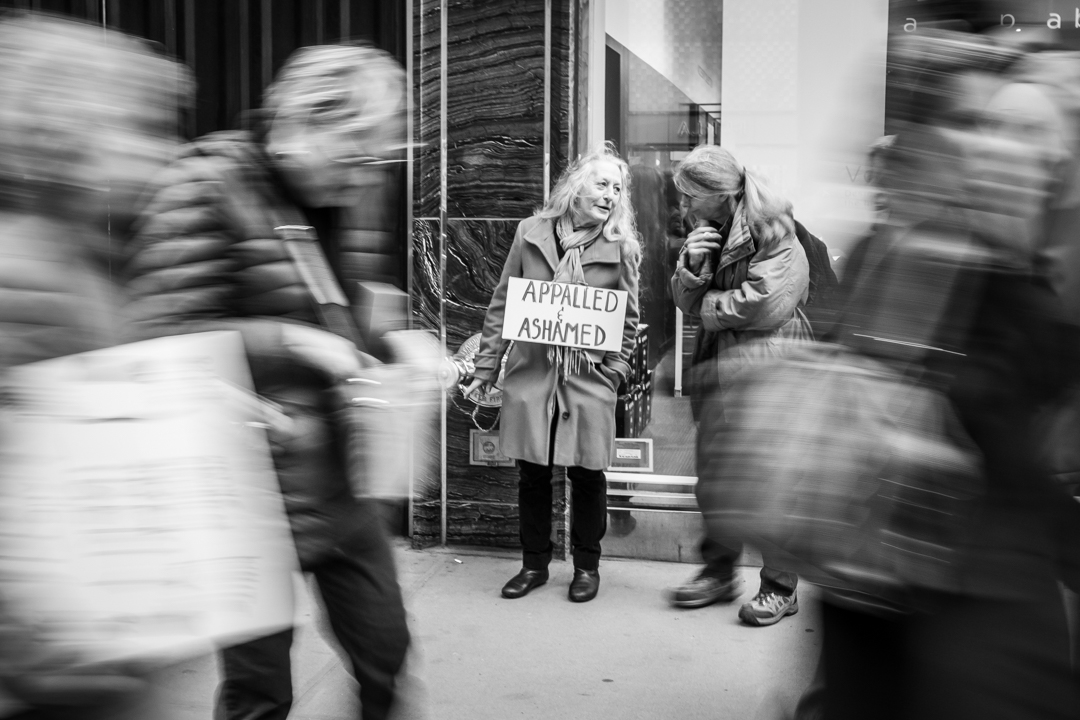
0,331,298,672
336,325,443,501
697,341,984,601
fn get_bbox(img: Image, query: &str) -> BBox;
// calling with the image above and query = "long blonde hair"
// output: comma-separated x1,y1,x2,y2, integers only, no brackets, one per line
673,145,793,239
538,142,639,247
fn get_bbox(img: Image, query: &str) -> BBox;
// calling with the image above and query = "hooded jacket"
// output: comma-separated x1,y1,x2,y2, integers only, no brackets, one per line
671,200,812,415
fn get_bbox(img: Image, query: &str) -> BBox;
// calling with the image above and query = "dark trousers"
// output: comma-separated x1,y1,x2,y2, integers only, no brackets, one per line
215,503,410,720
518,459,607,572
700,535,798,596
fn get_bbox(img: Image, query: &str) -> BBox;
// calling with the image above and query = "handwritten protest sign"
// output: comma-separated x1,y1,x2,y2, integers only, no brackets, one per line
502,277,627,353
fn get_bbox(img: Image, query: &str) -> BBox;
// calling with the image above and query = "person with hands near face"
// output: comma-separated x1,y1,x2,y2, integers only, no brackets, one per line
465,143,641,604
680,190,738,276
667,144,812,627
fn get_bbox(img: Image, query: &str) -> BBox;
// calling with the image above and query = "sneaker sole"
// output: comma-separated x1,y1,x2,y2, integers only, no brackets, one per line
738,599,799,626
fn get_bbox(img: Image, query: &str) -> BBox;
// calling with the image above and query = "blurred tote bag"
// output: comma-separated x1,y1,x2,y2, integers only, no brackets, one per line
698,342,984,599
276,222,439,501
0,331,297,669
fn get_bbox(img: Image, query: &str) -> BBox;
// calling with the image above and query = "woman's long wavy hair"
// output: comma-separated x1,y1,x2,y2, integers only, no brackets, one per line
538,143,638,246
673,144,794,240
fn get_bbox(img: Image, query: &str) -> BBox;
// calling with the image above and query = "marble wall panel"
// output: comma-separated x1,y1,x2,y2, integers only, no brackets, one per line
410,219,442,531
410,500,441,547
414,0,442,218
443,220,519,505
549,0,572,187
443,219,518,349
410,219,442,335
413,502,518,547
410,1,574,555
445,0,546,218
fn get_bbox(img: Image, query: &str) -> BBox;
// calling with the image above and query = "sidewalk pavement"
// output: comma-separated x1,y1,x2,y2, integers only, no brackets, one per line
152,541,822,720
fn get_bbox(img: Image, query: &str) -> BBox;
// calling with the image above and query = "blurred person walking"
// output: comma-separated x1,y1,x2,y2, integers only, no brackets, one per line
0,12,191,718
811,30,1080,720
125,45,411,720
665,145,812,626
463,144,641,604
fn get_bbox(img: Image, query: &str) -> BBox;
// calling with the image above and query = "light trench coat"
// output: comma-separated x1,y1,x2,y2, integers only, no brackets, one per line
473,215,640,470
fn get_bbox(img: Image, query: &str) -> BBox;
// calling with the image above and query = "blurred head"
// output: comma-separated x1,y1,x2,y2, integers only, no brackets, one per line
539,143,637,243
674,144,793,238
886,30,1022,130
264,44,406,208
875,127,967,228
0,13,192,229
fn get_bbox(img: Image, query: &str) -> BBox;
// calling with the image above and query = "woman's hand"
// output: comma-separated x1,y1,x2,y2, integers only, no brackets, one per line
682,224,723,275
462,377,492,402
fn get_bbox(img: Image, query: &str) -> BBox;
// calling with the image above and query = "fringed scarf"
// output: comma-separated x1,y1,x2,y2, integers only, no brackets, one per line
547,214,604,382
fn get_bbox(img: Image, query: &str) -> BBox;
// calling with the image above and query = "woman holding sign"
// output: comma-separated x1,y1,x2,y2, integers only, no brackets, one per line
464,144,641,603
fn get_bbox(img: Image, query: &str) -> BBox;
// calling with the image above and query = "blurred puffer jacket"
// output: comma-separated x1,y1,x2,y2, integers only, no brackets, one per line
126,130,385,566
0,215,124,369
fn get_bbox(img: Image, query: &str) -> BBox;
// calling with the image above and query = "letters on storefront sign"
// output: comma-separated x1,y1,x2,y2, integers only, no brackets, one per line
904,8,1080,33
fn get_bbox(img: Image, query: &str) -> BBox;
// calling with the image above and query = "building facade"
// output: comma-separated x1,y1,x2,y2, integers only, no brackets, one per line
9,0,907,559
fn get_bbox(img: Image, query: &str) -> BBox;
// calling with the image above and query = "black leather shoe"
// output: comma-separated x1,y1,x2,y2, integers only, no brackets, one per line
501,568,549,599
569,568,600,603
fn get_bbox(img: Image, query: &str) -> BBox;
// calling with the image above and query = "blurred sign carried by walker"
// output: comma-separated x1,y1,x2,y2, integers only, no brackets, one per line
0,331,297,666
502,277,627,353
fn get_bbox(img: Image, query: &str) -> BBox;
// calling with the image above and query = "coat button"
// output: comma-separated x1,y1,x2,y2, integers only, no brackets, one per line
561,411,570,420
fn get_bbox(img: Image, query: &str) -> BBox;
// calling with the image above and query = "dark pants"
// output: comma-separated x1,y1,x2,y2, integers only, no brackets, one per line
215,503,409,720
518,459,607,572
700,535,798,596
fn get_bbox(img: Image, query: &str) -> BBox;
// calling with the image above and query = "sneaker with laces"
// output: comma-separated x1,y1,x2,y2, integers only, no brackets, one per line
738,590,798,626
667,572,745,608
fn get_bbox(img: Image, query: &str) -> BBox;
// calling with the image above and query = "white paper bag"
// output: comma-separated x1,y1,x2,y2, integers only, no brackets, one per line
0,331,298,667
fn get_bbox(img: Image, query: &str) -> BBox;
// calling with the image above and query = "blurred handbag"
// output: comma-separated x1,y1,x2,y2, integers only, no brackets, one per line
442,333,512,433
699,342,983,600
275,221,437,501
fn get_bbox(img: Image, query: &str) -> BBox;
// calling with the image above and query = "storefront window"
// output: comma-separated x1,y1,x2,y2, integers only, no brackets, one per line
604,0,722,482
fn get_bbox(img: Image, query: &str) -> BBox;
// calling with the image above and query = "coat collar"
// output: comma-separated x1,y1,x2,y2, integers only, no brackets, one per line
717,199,756,271
522,216,621,271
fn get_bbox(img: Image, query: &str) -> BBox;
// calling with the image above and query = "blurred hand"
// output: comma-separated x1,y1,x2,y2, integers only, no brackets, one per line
281,324,373,382
682,224,723,275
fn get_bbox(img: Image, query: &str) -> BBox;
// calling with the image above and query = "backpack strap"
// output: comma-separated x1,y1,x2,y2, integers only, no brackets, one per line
269,204,370,355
